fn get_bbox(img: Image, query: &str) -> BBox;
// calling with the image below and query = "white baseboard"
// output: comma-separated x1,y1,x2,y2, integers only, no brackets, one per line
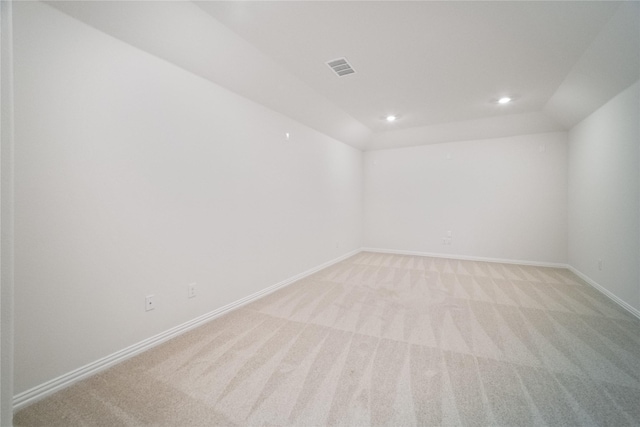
365,247,640,321
567,266,640,320
14,247,639,411
12,249,361,411
362,247,567,268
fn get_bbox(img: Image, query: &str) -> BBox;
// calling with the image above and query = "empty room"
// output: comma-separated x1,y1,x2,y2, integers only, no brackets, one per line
1,0,639,426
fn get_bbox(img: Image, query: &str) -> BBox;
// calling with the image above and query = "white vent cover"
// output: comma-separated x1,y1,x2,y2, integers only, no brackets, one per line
326,57,356,77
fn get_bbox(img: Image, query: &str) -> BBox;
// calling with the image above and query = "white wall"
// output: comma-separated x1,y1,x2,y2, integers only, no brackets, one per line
364,132,568,264
568,81,640,313
11,0,638,409
13,1,362,394
1,1,15,424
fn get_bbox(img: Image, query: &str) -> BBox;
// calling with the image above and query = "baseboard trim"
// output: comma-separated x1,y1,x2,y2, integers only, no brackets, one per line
567,266,640,321
364,248,640,320
14,248,639,410
12,249,361,411
362,247,567,268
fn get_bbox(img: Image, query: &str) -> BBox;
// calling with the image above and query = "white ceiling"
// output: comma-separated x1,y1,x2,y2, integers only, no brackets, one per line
197,1,617,131
48,1,640,150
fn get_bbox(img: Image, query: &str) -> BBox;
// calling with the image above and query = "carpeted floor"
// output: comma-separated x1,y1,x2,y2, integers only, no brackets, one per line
14,251,640,426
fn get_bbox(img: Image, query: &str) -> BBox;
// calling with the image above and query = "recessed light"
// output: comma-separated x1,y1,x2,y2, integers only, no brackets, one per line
498,97,512,104
386,115,397,122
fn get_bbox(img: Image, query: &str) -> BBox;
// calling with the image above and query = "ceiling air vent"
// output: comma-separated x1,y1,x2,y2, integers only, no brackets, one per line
327,57,356,77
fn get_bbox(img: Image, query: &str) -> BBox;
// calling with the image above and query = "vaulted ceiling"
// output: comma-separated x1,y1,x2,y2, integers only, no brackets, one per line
48,1,640,150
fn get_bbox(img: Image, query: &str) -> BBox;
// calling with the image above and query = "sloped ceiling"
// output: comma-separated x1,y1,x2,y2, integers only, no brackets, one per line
47,1,639,151
544,2,640,129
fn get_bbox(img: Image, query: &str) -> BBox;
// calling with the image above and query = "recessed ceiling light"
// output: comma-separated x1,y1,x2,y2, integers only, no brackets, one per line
386,115,397,122
498,97,512,104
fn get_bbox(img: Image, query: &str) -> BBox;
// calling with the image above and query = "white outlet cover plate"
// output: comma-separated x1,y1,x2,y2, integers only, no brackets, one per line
145,295,155,311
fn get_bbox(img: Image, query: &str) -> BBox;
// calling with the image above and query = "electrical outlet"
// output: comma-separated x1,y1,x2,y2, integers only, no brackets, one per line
145,295,155,311
188,283,197,298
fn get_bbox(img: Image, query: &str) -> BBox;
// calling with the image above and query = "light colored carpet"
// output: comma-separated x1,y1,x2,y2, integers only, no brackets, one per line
14,252,640,426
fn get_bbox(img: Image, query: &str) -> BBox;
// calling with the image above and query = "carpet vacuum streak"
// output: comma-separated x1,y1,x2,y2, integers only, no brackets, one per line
14,252,640,426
